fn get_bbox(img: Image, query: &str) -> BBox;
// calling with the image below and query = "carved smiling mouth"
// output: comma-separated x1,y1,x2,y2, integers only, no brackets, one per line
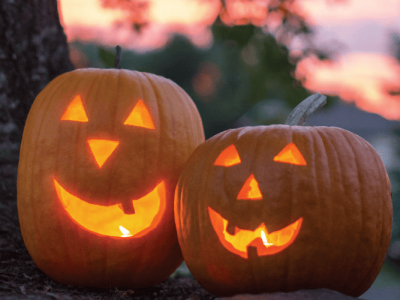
208,207,302,259
54,179,166,238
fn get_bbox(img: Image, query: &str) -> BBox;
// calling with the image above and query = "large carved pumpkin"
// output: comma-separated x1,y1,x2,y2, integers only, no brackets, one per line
18,68,205,288
175,94,392,297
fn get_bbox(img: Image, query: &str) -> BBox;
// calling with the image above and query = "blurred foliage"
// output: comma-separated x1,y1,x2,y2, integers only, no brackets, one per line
72,21,329,137
100,0,305,35
99,0,336,63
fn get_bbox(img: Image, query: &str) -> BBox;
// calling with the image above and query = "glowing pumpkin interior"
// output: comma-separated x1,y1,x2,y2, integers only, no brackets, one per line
61,95,88,122
209,207,303,259
54,179,166,238
214,144,241,167
209,143,306,258
273,142,306,165
237,174,262,200
54,96,164,238
124,99,155,129
88,139,119,168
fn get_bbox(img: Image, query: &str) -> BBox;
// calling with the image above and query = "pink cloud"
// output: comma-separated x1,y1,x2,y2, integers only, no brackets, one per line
296,52,400,120
64,22,214,52
299,0,400,25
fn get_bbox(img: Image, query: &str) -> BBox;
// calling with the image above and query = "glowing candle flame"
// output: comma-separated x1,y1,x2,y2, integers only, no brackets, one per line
119,226,132,237
261,230,273,246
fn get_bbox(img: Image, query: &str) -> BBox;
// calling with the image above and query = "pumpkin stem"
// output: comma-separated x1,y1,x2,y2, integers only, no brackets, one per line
285,93,327,126
114,45,122,69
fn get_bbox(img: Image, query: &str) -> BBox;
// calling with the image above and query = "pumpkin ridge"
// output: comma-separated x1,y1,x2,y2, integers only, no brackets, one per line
342,135,375,295
87,71,116,200
350,206,384,295
106,70,124,204
68,72,103,271
24,73,56,270
61,73,93,268
112,69,123,137
127,71,156,192
244,128,263,292
141,72,168,181
326,128,358,290
292,126,314,288
251,128,269,224
159,79,185,171
345,134,389,295
296,127,314,287
356,132,386,295
37,72,80,270
352,201,388,295
204,131,236,270
213,130,234,211
335,128,370,294
318,128,347,286
284,124,294,292
365,142,392,290
312,127,334,286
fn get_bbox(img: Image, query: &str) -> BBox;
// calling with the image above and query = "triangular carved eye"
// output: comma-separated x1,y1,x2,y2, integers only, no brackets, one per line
214,144,241,167
61,95,88,122
274,142,306,166
124,100,155,129
237,174,263,200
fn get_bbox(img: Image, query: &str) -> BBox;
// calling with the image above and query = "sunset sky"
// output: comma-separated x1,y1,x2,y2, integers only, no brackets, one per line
59,0,400,120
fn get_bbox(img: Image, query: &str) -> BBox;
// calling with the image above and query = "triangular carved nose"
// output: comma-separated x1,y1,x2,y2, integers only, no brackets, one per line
237,174,263,200
88,139,119,168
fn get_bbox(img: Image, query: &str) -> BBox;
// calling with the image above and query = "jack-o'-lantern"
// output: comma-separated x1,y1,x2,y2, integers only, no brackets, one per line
175,94,392,297
17,67,205,288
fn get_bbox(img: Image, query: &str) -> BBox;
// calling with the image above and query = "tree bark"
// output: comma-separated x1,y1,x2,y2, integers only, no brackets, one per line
0,0,74,192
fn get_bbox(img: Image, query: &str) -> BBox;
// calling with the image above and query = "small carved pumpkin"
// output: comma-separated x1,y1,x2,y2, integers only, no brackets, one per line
17,68,205,288
175,94,392,297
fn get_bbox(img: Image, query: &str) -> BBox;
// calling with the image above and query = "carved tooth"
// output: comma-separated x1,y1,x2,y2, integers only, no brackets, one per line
226,221,236,235
120,201,135,214
247,245,259,259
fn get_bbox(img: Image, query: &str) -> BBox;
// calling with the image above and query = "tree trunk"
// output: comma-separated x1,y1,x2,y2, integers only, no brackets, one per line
0,0,74,192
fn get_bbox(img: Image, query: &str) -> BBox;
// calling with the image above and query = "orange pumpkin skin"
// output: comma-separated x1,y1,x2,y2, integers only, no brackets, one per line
175,125,392,297
18,69,205,288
